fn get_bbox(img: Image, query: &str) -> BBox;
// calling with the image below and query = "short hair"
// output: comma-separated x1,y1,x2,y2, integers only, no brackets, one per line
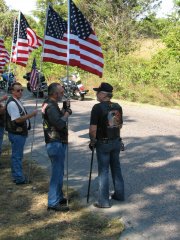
11,82,22,90
106,92,113,99
48,82,61,96
99,91,113,99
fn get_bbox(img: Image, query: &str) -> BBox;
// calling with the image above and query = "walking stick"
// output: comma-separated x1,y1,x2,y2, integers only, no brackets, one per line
87,147,95,203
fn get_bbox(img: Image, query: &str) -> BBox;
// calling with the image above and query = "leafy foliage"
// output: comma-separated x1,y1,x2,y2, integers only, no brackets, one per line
0,0,17,38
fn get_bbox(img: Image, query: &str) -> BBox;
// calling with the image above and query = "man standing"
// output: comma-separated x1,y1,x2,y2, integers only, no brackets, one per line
89,82,124,208
42,83,72,211
6,82,37,184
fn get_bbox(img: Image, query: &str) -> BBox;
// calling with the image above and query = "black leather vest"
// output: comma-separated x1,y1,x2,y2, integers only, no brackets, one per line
0,108,5,128
5,97,29,136
96,102,122,139
42,99,68,144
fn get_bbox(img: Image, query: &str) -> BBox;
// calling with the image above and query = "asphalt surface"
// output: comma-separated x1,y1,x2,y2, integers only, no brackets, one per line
2,89,180,240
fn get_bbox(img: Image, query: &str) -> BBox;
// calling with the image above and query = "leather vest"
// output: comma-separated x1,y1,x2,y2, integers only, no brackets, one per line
5,97,29,136
0,108,5,128
42,99,68,144
96,101,122,140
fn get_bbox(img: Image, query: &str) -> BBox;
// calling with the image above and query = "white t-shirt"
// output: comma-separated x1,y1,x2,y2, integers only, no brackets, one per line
7,98,27,121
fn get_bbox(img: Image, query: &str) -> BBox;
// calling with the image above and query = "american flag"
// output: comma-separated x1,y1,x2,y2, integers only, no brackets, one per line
11,13,43,67
30,58,38,90
0,38,10,73
42,5,68,65
42,2,104,77
11,18,18,63
69,0,104,77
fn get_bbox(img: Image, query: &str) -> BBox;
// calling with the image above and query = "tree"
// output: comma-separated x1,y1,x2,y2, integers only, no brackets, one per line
33,0,67,26
138,14,171,38
77,0,162,73
0,0,17,38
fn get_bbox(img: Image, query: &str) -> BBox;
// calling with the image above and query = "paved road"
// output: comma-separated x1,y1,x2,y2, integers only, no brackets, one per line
3,90,180,240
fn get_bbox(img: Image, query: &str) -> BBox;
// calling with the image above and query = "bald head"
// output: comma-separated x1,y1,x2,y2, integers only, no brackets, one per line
48,83,64,102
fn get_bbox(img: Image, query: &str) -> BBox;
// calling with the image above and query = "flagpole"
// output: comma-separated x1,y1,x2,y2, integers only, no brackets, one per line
65,0,71,208
27,4,50,183
67,0,70,68
9,18,16,64
14,11,21,77
66,0,71,93
9,18,16,65
27,61,38,183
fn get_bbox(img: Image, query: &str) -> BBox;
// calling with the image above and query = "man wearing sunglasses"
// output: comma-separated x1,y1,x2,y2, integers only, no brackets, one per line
5,82,37,184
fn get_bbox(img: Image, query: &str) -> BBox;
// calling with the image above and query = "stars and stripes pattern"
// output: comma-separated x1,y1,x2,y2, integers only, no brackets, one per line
69,0,104,77
42,5,68,65
11,13,43,67
11,18,18,64
0,37,10,73
42,1,104,77
30,58,38,90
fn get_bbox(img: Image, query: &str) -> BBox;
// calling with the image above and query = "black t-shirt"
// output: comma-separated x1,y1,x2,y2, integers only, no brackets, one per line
90,101,123,139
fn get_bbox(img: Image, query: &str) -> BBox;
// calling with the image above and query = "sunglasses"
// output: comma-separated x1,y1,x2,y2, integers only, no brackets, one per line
16,89,23,92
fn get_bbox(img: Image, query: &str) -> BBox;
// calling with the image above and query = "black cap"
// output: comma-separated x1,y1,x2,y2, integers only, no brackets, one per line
93,82,113,93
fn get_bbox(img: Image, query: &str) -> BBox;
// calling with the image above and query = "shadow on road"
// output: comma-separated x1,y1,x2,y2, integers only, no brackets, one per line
3,94,179,240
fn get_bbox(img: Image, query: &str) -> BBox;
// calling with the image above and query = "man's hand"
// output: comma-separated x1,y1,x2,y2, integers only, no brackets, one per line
63,100,70,110
89,138,97,151
65,108,72,115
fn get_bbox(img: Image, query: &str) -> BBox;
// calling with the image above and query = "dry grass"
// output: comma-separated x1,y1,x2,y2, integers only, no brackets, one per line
0,144,124,240
131,38,165,59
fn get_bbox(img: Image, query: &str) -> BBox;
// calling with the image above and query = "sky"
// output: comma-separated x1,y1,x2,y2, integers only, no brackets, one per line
5,0,175,17
5,0,37,15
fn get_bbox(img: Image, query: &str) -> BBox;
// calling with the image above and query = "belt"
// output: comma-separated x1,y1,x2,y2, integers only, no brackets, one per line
97,138,120,144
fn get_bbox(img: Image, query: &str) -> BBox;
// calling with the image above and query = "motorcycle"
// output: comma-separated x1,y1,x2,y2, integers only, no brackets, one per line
0,72,15,92
60,74,89,101
23,72,48,98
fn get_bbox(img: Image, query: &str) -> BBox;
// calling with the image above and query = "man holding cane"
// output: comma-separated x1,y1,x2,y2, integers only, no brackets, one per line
42,83,72,212
89,82,124,208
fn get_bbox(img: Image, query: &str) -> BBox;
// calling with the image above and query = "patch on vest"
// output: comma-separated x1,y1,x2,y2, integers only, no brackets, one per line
42,103,48,114
16,127,23,133
107,110,121,128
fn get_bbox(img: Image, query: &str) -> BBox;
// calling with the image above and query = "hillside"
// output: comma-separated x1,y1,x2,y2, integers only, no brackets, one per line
131,38,165,60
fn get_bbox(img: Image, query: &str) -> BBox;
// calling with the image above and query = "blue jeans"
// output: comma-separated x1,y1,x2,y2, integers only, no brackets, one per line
0,127,4,156
96,138,124,207
8,133,27,183
46,141,67,207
